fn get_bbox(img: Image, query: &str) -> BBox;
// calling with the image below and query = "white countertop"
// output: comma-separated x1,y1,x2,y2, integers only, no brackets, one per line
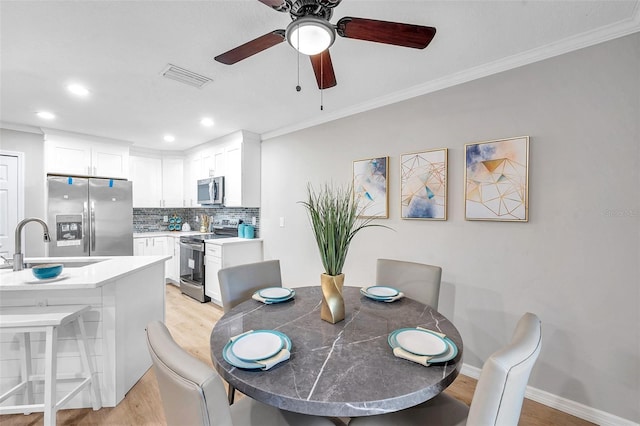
134,231,202,238
133,231,262,245
205,237,262,245
0,255,170,291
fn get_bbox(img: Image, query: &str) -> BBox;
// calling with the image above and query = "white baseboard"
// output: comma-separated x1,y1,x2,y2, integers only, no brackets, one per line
459,364,639,426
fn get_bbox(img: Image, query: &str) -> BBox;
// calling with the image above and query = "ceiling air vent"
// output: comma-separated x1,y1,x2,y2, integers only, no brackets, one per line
160,64,212,88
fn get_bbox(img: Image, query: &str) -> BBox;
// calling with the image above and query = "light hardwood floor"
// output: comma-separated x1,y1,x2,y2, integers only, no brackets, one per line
1,284,595,425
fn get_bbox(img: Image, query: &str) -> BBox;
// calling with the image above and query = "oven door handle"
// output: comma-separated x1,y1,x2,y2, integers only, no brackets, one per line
180,241,205,252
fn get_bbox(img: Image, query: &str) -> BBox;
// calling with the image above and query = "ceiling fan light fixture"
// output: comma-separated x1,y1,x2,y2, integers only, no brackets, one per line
286,17,335,56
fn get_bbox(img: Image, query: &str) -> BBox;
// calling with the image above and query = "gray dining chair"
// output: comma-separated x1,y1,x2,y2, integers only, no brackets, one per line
217,259,282,404
349,312,542,426
218,259,282,314
146,321,336,426
376,258,442,309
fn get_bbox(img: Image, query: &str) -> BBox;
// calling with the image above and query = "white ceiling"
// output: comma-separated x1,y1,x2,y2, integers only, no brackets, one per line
1,1,639,151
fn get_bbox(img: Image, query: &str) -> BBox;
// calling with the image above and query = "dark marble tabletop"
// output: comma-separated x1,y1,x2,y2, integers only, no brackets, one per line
210,286,463,417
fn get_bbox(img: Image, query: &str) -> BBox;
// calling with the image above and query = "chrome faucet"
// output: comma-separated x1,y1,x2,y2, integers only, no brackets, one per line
13,217,51,271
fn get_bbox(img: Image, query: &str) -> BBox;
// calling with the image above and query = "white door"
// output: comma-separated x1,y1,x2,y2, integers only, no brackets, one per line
0,154,20,258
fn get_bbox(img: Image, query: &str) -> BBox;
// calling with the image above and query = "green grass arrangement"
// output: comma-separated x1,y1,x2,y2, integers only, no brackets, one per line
300,182,389,276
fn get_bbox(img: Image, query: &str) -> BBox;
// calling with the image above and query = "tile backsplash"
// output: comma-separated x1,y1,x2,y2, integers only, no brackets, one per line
134,207,260,236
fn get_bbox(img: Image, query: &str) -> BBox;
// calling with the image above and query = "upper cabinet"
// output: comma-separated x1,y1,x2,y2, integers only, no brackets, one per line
184,130,260,208
184,147,217,207
130,152,184,207
44,130,130,179
161,157,184,207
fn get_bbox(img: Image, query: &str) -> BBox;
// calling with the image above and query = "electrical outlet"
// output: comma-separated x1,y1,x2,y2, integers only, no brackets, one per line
279,217,285,228
163,215,169,223
252,216,256,226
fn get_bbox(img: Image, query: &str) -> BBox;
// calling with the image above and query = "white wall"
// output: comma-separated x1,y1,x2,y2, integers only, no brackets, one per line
0,128,47,256
261,33,640,423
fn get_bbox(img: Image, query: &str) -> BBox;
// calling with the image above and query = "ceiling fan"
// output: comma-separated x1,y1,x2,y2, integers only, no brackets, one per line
214,0,436,90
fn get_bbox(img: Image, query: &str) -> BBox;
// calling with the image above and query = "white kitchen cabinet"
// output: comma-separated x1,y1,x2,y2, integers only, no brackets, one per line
184,148,217,207
134,235,182,283
221,132,260,207
45,131,129,178
204,244,222,302
133,236,168,256
184,130,260,208
130,153,184,207
133,237,148,255
133,236,169,277
204,240,263,306
161,157,184,207
130,155,162,207
165,236,181,284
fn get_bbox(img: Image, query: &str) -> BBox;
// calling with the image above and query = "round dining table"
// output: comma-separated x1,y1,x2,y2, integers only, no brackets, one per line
209,286,463,418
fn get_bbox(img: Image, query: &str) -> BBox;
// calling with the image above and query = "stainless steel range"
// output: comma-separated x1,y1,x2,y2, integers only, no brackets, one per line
179,223,238,303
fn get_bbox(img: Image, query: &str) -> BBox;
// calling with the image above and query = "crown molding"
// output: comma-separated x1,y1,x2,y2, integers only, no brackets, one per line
0,121,44,135
41,127,134,146
262,15,640,141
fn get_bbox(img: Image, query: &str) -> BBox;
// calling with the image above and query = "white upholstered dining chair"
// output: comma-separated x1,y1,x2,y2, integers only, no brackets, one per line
349,312,542,426
376,259,442,309
218,259,282,314
217,259,282,403
146,321,336,426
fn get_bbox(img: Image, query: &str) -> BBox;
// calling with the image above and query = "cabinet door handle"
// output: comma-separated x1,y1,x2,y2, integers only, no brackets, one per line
83,201,89,253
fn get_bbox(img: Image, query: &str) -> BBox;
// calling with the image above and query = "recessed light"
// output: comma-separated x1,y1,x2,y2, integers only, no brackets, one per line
67,83,90,97
200,117,214,127
36,111,56,120
164,134,175,142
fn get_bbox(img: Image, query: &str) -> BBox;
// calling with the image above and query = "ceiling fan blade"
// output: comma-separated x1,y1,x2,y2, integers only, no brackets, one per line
336,17,436,49
257,0,289,12
214,30,285,65
310,50,337,89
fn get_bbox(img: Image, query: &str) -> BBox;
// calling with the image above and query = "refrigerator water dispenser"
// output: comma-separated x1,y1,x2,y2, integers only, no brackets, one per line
55,214,83,247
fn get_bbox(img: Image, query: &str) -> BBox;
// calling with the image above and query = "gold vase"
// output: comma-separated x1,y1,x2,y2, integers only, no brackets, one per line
320,273,345,324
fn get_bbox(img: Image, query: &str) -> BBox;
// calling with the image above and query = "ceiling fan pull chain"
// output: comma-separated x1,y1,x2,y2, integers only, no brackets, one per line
320,51,324,110
296,24,302,92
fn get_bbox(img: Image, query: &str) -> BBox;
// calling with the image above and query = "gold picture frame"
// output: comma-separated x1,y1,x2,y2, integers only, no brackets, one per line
464,136,529,222
400,148,448,220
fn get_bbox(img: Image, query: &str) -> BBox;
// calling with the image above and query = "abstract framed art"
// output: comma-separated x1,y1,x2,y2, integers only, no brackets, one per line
400,148,447,220
464,136,529,221
353,156,389,218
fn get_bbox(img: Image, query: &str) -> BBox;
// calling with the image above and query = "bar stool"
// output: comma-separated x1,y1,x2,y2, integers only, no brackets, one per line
0,305,102,426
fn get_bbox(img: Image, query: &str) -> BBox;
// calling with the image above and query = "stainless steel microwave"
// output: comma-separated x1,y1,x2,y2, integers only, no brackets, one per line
197,176,224,205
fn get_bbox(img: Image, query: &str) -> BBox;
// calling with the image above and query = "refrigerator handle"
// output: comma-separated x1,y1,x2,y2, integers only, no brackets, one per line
91,201,96,252
83,201,89,253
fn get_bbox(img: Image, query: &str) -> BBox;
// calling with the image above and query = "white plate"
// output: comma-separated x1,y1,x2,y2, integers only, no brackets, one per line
427,337,459,364
258,287,292,300
223,331,292,370
230,330,284,362
365,286,399,298
25,274,70,284
395,329,448,356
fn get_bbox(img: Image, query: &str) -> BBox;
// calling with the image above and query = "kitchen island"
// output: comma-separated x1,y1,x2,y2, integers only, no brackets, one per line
0,255,169,409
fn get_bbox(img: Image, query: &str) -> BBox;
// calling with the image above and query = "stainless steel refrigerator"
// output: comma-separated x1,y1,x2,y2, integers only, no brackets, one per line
47,176,133,256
